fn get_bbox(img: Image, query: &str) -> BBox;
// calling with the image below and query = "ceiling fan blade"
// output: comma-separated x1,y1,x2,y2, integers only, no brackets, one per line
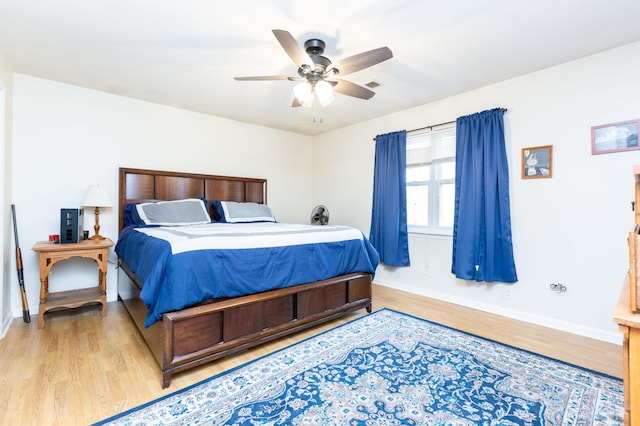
333,79,376,100
272,29,313,67
234,76,291,81
331,47,393,76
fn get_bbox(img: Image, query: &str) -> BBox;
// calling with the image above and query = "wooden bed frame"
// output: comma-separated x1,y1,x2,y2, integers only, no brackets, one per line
117,167,373,388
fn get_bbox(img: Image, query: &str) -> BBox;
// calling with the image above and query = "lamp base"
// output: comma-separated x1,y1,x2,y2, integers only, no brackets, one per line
90,207,106,241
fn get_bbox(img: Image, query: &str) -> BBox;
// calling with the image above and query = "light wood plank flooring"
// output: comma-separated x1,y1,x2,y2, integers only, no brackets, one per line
0,284,622,426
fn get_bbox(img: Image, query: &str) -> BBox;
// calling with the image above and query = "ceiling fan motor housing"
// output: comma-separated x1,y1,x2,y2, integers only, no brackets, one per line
304,39,325,55
298,39,336,80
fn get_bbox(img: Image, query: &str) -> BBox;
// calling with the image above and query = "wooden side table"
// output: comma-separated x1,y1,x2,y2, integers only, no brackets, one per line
615,275,640,426
32,238,114,328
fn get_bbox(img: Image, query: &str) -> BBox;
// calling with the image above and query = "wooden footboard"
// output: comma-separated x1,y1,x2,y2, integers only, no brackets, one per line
118,260,372,388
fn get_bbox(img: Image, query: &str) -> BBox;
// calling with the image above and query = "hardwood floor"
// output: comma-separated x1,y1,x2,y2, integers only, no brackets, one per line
0,284,623,426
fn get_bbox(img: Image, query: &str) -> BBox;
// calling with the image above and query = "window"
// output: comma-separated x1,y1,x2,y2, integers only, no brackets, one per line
406,125,456,235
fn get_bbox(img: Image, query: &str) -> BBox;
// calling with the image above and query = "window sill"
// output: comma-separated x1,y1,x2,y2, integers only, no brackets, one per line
408,226,453,238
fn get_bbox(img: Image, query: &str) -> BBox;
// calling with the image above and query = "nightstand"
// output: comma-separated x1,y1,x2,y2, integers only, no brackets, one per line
32,238,114,328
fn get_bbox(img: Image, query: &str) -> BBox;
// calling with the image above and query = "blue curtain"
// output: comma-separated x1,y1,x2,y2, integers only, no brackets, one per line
451,108,517,283
369,130,410,266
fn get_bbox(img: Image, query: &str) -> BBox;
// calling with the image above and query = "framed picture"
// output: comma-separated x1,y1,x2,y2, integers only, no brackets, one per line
522,145,552,179
591,119,640,155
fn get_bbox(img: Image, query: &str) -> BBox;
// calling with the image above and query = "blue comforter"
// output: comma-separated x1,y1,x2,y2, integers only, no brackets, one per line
115,222,379,327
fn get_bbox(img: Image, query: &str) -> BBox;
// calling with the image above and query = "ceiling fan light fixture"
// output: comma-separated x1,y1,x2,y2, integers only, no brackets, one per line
293,81,314,107
315,80,335,107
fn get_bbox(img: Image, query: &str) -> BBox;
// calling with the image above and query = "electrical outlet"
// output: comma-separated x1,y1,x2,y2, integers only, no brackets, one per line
505,288,512,301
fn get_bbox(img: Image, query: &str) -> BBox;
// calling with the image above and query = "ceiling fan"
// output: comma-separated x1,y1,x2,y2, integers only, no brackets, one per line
234,29,393,107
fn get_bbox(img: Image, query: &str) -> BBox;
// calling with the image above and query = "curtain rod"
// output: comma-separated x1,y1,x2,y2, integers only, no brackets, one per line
372,108,508,140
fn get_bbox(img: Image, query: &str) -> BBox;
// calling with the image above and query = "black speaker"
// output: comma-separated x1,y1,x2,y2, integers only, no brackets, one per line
60,208,84,244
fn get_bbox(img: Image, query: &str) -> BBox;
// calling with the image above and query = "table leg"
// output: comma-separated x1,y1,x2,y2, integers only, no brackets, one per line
38,256,49,329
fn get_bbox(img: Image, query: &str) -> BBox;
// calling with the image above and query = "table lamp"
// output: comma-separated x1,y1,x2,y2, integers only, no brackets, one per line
81,184,113,240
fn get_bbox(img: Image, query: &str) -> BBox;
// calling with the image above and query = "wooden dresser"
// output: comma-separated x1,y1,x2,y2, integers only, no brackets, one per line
614,164,640,425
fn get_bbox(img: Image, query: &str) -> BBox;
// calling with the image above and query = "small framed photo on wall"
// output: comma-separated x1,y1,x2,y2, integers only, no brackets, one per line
522,145,552,179
591,119,640,155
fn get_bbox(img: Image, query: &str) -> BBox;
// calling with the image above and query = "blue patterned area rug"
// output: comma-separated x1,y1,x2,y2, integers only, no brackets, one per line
94,309,623,425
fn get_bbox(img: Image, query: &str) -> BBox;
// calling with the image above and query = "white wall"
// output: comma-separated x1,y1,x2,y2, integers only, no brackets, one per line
0,52,13,338
9,75,312,316
313,41,640,344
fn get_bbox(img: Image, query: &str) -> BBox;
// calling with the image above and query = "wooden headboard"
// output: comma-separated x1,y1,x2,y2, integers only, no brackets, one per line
118,167,267,233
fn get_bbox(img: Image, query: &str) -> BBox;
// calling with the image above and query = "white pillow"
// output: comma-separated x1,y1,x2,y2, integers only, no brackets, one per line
136,198,211,226
218,201,276,223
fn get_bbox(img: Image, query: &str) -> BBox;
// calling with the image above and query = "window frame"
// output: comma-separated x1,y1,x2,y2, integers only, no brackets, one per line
406,125,456,237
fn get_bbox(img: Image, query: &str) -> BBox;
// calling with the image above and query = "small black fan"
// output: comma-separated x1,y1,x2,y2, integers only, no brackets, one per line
310,205,330,225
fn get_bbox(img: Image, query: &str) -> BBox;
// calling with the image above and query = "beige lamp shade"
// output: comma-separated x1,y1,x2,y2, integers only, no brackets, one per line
82,185,113,208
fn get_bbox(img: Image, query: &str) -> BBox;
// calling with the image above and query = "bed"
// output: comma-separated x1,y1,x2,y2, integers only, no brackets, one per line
116,167,379,388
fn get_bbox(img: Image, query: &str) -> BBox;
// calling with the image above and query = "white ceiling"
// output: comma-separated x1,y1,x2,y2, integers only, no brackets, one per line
1,0,640,136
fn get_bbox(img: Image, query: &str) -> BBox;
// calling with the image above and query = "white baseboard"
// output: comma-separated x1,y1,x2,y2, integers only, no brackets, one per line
1,311,14,338
374,278,622,345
